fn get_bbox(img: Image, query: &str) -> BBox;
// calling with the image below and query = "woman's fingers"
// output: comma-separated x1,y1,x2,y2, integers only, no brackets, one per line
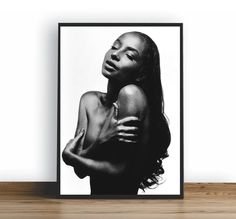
117,116,140,125
73,129,85,143
118,125,138,133
117,132,137,140
67,139,73,145
64,139,74,151
65,129,85,153
72,129,85,151
63,129,85,164
117,138,137,144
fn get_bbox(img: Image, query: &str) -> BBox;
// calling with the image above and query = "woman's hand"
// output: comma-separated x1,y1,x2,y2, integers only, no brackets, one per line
98,116,140,144
62,129,89,178
62,129,85,165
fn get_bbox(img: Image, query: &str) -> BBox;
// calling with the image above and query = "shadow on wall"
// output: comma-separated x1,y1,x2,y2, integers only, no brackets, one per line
38,23,58,180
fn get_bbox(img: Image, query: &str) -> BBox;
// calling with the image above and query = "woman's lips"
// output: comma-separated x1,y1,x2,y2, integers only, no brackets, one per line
105,60,119,71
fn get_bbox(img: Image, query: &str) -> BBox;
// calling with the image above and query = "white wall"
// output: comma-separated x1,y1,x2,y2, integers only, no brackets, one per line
0,0,236,182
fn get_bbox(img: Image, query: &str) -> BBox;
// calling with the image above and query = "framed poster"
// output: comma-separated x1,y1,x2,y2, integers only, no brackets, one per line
58,23,183,198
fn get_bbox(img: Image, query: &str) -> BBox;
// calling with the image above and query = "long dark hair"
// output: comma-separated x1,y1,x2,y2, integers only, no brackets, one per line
132,31,171,190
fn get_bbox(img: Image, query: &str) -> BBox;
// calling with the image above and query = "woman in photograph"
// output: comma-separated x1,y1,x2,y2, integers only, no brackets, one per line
62,31,171,195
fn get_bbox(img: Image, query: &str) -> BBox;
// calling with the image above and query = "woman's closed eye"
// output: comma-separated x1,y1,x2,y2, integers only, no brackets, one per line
111,45,118,50
126,54,135,61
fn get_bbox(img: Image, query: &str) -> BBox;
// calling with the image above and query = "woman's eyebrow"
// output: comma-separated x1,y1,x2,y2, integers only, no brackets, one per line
126,46,140,56
114,39,121,45
115,39,140,56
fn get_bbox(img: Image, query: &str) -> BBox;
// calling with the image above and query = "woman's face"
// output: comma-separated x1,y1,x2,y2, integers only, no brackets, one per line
102,32,147,83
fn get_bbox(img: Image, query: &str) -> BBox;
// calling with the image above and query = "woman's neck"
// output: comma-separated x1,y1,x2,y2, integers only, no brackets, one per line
104,80,122,107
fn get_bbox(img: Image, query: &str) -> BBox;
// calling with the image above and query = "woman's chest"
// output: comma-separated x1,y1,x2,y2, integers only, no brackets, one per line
83,106,115,148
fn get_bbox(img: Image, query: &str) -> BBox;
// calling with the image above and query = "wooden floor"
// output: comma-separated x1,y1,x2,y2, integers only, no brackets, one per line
0,183,236,219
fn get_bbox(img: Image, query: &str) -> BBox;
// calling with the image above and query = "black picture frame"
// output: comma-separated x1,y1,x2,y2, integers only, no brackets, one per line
58,23,183,199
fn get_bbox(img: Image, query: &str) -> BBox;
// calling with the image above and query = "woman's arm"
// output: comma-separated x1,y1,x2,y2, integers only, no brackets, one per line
63,91,129,178
73,92,89,153
62,92,90,177
62,132,126,177
79,84,149,159
63,86,149,178
64,149,127,177
78,116,140,158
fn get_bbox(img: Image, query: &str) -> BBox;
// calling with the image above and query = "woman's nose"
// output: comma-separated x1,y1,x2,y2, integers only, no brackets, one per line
111,52,120,61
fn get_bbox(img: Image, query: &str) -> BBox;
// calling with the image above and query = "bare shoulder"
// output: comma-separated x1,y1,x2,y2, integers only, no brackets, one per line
81,91,101,102
80,91,101,109
117,84,148,119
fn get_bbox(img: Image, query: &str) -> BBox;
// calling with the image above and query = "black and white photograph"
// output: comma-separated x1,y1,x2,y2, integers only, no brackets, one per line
58,24,183,197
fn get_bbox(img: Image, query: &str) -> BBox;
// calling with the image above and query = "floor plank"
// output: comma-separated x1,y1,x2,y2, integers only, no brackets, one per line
0,183,236,219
